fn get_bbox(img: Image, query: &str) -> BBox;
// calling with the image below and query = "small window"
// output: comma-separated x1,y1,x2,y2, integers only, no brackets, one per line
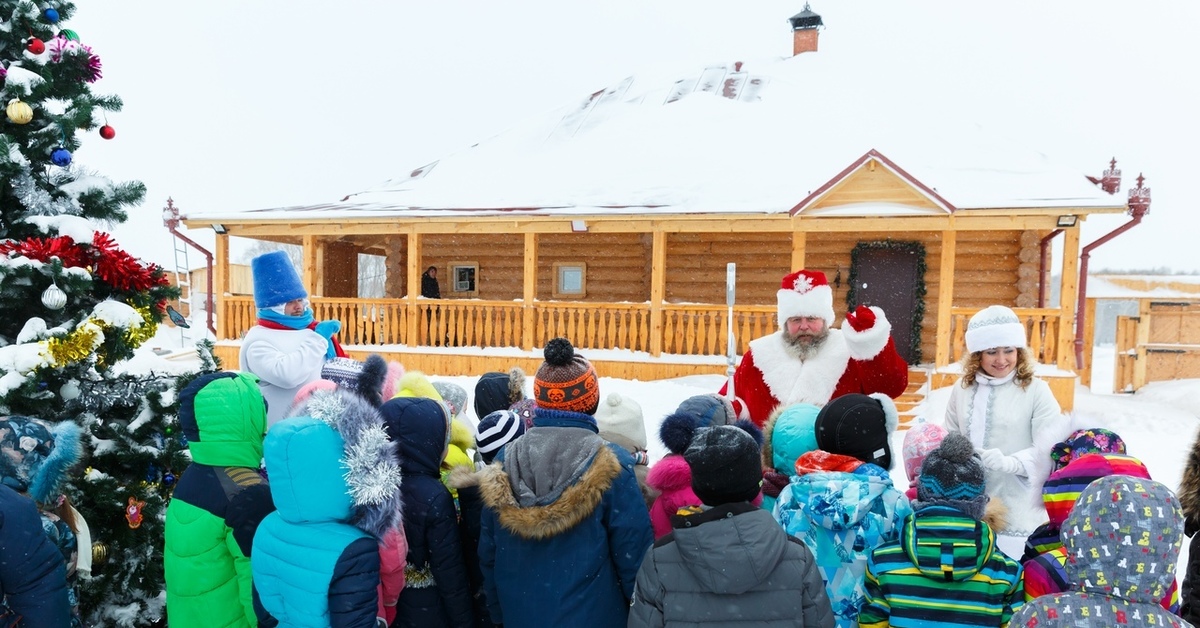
553,263,586,298
449,262,478,296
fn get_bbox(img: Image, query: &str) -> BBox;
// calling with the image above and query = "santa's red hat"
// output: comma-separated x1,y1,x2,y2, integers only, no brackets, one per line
777,269,834,327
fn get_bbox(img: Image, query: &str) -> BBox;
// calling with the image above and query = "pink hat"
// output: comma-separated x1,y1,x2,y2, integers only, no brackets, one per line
777,269,834,327
902,421,948,482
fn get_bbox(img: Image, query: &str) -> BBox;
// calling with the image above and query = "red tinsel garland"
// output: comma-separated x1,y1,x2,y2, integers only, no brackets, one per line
0,232,168,294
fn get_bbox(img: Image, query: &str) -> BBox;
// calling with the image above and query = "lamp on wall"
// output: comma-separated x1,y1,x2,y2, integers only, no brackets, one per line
571,219,588,233
1056,215,1078,227
211,224,228,234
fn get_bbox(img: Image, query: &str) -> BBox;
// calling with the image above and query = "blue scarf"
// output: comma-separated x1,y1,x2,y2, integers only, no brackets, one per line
257,308,337,359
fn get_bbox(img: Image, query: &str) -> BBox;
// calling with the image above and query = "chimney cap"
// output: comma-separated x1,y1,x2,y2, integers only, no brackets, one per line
789,4,823,31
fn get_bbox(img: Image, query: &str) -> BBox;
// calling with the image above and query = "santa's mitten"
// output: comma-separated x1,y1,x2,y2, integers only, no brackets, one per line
730,397,751,421
844,305,877,331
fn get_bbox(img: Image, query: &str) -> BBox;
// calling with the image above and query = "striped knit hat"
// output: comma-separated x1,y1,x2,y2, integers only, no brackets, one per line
534,337,599,414
1042,452,1150,527
475,410,526,464
917,432,988,520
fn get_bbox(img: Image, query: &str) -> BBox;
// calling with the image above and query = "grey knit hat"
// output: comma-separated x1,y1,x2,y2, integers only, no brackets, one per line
917,432,988,520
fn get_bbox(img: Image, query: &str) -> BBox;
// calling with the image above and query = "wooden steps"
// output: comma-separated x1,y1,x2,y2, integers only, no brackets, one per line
894,367,929,431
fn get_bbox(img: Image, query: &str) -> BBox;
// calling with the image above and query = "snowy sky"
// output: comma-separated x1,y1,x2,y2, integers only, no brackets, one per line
66,1,1200,272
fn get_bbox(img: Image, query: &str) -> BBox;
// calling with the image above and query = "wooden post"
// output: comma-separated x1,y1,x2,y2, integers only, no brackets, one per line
1058,227,1080,370
1134,298,1151,390
406,232,421,346
302,235,321,296
934,230,957,367
1081,297,1098,388
791,229,807,271
522,232,537,351
649,229,666,356
215,233,230,340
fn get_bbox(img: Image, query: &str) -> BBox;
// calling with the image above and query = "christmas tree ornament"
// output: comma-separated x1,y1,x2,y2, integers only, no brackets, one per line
99,124,115,139
0,66,6,89
125,496,146,529
92,542,109,567
51,147,72,166
61,28,79,41
163,471,176,486
6,98,33,124
41,282,67,309
43,7,60,22
27,37,46,54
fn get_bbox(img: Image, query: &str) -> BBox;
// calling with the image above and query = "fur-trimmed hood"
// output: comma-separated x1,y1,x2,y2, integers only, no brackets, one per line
479,442,621,540
1180,425,1200,533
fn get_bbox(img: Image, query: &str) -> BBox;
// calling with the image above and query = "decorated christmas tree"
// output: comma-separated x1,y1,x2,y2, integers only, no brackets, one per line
1,1,209,625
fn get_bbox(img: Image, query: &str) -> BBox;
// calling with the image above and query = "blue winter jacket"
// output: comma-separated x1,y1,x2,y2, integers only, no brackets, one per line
380,397,474,628
252,417,380,628
0,484,70,627
477,408,653,628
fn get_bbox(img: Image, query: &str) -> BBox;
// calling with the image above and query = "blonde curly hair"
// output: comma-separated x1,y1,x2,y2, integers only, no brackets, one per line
960,346,1035,388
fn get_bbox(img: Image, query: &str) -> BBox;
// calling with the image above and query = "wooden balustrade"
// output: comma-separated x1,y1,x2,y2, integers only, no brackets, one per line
947,307,1065,365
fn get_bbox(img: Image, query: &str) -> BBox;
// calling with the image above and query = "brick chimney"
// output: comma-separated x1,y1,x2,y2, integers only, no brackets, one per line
789,4,823,56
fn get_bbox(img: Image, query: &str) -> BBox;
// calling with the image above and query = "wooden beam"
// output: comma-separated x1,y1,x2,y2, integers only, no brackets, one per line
790,230,807,271
1081,296,1097,387
1058,227,1080,370
523,232,537,351
215,234,230,340
649,229,666,356
1134,299,1151,390
935,230,957,366
406,232,421,345
302,235,321,297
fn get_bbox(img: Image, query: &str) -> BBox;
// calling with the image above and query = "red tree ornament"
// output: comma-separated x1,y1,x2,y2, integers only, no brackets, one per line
99,124,115,139
27,37,46,54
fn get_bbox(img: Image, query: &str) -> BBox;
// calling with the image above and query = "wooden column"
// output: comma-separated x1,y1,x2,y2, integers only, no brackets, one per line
1080,297,1098,387
790,229,807,271
649,229,666,356
215,233,230,340
522,232,538,351
406,232,421,345
302,235,321,296
1133,299,1151,390
1058,227,1081,370
934,230,957,367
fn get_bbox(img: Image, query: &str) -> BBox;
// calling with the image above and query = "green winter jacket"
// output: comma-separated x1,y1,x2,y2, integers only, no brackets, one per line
165,372,275,628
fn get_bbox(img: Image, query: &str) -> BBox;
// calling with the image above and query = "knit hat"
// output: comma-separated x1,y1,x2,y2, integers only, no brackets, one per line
684,425,762,506
432,381,469,419
902,421,949,482
917,432,988,520
251,250,307,309
475,410,526,464
322,357,364,389
814,393,898,469
1049,428,1126,474
777,269,835,327
509,398,536,429
0,416,82,505
965,305,1026,353
1042,452,1150,527
321,355,390,407
534,337,599,414
594,392,647,450
474,368,527,419
659,394,739,456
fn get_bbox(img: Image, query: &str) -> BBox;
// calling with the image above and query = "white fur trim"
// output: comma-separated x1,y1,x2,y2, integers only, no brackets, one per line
777,284,834,327
965,305,1027,352
869,393,899,434
840,306,892,360
748,329,850,406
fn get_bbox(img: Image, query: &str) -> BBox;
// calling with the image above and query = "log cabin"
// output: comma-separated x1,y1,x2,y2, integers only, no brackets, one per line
182,8,1131,414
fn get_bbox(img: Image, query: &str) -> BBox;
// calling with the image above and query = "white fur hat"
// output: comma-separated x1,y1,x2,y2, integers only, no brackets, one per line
965,305,1026,353
777,269,835,327
594,392,647,450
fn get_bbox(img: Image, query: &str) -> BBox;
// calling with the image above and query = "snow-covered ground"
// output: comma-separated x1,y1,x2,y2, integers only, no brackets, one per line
136,331,1200,578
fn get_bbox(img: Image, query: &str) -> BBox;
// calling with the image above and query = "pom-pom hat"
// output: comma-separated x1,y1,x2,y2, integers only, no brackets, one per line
917,432,988,520
534,337,599,414
965,305,1026,353
777,269,835,327
251,250,307,309
594,392,647,450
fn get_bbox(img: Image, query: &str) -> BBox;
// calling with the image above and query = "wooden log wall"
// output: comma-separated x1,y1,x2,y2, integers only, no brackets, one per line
322,241,359,298
664,232,792,305
536,233,650,302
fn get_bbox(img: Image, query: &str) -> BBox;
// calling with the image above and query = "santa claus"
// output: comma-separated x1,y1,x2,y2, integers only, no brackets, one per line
721,269,909,426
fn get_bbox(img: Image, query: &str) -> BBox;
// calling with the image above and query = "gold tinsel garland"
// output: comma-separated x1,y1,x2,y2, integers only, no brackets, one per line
124,306,158,348
44,321,103,365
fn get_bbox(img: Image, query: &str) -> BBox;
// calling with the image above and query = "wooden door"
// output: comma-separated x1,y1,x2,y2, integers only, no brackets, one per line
848,242,925,364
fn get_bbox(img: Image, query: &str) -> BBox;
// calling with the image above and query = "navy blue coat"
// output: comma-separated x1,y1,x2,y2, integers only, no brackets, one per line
381,397,474,628
0,485,70,627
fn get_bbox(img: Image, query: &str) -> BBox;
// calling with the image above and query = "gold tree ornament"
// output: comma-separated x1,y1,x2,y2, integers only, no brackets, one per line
41,283,67,310
92,542,109,566
6,98,33,124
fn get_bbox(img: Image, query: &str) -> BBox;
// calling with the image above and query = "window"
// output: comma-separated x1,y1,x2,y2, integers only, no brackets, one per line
553,263,586,298
449,262,478,296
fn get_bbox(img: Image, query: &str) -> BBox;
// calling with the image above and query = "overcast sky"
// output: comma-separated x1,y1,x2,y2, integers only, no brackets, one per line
67,1,1199,273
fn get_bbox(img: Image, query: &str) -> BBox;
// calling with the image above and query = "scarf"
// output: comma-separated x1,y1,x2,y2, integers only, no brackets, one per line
256,308,346,359
968,370,1015,447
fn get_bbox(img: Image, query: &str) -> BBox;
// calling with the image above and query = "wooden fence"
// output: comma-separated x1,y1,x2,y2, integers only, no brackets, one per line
1114,299,1200,392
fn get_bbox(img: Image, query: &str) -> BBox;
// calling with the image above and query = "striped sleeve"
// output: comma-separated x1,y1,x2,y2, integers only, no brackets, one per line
858,553,891,628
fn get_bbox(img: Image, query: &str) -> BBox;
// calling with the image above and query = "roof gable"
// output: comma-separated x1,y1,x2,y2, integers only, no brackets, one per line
791,149,955,216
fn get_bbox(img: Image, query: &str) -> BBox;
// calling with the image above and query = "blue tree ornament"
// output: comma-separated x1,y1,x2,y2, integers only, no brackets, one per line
51,147,72,166
43,7,59,22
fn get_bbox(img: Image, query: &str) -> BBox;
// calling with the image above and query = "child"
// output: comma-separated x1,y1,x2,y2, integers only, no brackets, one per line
900,420,947,501
774,393,911,628
629,426,834,626
473,367,526,420
860,432,1024,627
594,392,655,510
0,484,70,626
381,396,475,628
760,402,821,513
164,373,276,627
1183,426,1200,624
253,388,400,626
1013,475,1193,627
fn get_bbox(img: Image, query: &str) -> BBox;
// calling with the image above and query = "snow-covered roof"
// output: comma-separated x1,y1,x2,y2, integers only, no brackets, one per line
1087,274,1200,299
190,52,1124,221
